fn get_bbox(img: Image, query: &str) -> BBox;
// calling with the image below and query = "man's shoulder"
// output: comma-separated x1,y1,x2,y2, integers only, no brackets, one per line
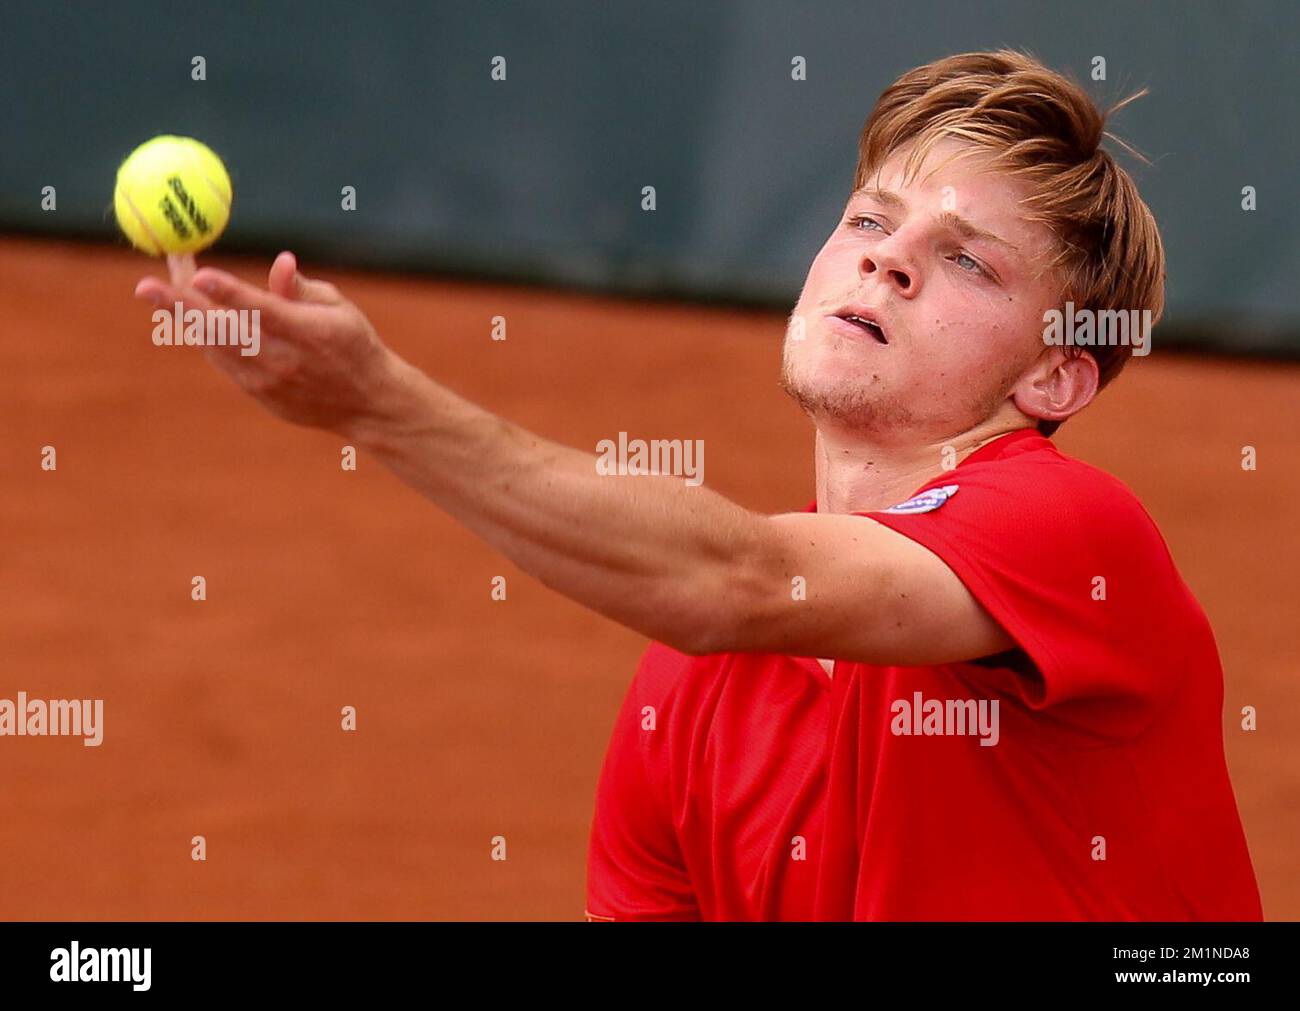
950,430,1156,526
882,431,1186,594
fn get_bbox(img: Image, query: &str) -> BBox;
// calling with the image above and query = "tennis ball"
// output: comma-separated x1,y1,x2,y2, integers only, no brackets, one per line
114,135,232,256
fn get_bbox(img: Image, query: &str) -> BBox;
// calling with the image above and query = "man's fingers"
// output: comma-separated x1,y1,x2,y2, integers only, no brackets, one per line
133,277,252,369
276,249,343,302
134,277,167,303
267,250,343,306
267,251,298,299
167,253,197,289
133,277,219,316
190,266,315,336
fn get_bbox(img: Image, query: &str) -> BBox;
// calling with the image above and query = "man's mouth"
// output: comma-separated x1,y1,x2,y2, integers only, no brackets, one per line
830,310,889,344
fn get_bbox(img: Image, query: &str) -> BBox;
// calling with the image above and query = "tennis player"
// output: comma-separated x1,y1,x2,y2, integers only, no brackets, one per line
134,49,1262,921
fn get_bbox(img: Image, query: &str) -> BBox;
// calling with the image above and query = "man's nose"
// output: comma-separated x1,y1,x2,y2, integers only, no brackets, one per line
860,237,920,297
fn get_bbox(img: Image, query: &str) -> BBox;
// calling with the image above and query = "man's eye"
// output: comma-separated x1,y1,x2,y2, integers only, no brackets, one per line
954,252,987,276
848,214,883,232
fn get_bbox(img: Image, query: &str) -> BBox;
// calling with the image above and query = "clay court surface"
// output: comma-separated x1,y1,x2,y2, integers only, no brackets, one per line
2,235,1296,920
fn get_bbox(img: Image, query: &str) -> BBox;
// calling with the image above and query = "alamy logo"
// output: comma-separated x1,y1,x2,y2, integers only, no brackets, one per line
152,304,261,357
890,691,1000,747
0,692,103,746
50,942,151,991
595,431,704,487
1042,301,1152,357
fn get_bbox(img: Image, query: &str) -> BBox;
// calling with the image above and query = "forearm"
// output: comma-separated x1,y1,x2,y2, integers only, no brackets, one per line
345,354,766,652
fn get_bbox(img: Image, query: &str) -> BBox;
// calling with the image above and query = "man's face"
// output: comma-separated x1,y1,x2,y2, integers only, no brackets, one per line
781,138,1064,442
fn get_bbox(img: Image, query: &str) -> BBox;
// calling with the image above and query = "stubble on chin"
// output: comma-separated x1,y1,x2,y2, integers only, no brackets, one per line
778,348,920,430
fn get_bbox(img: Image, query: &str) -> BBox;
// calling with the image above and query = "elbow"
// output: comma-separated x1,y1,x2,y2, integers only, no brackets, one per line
669,621,737,659
672,620,735,658
655,600,735,657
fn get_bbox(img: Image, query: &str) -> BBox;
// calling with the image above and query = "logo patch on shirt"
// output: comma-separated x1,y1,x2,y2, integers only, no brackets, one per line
883,484,959,515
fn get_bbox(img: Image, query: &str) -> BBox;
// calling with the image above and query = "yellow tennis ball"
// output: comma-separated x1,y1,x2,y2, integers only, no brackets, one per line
114,135,232,256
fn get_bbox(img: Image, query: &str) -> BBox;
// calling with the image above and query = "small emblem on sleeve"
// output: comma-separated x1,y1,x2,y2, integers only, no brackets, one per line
882,484,959,515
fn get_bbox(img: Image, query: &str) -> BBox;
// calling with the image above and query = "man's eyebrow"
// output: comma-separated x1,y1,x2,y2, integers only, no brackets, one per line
855,186,906,211
936,211,1018,252
853,187,1019,252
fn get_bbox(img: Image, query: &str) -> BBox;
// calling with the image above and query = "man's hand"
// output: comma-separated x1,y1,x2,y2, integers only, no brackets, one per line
134,251,404,434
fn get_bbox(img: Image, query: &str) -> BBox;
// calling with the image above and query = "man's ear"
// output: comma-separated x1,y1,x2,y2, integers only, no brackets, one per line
1011,346,1100,427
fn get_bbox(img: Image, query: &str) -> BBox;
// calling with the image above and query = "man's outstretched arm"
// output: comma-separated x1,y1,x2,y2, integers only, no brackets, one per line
135,252,1012,665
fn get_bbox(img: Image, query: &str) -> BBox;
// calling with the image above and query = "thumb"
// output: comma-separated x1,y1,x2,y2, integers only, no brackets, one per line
267,250,298,298
268,250,342,305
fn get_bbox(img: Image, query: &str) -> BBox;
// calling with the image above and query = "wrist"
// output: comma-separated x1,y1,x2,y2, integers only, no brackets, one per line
337,350,430,455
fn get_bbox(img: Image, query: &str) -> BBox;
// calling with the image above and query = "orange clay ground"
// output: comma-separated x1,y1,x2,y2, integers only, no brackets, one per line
1,235,1295,920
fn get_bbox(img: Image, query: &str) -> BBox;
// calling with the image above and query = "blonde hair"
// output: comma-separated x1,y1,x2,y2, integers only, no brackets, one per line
855,50,1165,435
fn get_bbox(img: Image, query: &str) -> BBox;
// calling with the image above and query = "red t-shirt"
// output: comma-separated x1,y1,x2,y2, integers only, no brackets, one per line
586,647,830,919
587,429,1262,920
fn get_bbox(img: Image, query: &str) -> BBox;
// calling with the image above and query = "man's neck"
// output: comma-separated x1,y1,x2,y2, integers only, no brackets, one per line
813,418,1029,514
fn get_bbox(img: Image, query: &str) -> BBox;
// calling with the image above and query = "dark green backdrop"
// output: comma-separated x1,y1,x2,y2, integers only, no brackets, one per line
3,0,1296,350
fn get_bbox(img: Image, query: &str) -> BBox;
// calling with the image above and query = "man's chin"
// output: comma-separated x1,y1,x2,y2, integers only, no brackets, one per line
778,372,916,430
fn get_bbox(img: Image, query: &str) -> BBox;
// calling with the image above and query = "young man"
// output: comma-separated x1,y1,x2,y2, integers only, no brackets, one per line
586,52,1262,922
135,50,1261,921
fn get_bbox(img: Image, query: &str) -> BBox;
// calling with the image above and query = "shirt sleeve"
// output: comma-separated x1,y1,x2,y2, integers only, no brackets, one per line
585,653,700,921
865,453,1196,734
